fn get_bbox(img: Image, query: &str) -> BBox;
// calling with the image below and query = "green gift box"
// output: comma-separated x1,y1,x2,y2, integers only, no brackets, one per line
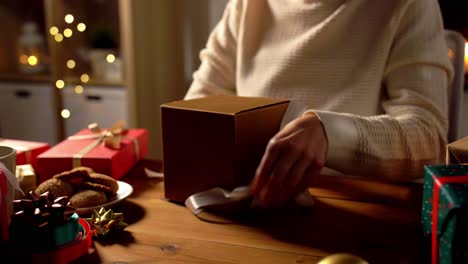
422,165,468,264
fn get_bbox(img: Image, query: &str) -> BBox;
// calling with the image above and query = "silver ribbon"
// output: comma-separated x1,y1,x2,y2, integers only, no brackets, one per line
185,186,315,217
0,162,24,196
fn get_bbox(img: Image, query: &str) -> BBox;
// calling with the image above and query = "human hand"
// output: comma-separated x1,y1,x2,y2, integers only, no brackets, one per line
250,112,327,207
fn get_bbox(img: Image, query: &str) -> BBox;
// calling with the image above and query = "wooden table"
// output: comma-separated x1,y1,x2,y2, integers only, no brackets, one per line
76,160,424,263
4,160,424,263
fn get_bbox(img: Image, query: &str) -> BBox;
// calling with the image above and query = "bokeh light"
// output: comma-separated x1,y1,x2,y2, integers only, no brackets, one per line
66,59,76,69
55,80,65,89
80,73,90,83
19,54,28,64
61,109,71,119
49,26,59,36
27,56,38,66
77,23,86,32
464,42,468,73
65,14,74,24
106,54,116,63
63,28,73,38
74,85,84,94
54,33,64,42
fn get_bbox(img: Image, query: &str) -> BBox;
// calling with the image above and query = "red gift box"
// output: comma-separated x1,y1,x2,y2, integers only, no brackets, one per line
37,128,148,183
0,170,8,241
0,139,50,172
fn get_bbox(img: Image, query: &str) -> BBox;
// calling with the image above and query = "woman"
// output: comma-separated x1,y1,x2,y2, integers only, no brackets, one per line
185,0,453,207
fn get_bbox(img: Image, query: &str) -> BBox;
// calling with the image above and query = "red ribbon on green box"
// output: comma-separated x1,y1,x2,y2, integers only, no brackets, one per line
423,165,468,264
431,175,468,264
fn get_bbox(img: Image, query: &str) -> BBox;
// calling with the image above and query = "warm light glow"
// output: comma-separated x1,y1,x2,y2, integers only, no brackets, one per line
49,26,59,36
66,59,76,69
61,109,71,119
106,54,116,63
55,80,65,89
77,23,86,32
19,54,28,65
63,28,73,38
54,33,64,42
80,73,90,83
465,42,468,73
74,85,84,94
27,56,38,66
65,14,74,24
448,48,455,60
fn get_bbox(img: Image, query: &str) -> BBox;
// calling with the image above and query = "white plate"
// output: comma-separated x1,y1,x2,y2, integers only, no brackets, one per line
76,181,133,215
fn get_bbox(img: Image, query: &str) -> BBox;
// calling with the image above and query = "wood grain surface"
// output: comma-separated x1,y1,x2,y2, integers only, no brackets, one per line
2,160,424,263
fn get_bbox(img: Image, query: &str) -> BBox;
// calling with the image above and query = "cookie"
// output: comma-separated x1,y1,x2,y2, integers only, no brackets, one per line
35,178,74,200
72,166,94,174
82,173,119,194
70,190,107,208
81,181,114,194
53,167,91,186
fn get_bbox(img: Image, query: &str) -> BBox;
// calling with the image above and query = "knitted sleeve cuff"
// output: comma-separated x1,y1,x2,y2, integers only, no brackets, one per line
304,110,359,173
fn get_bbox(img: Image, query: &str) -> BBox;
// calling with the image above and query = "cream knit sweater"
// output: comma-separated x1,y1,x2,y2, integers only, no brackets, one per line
185,0,453,180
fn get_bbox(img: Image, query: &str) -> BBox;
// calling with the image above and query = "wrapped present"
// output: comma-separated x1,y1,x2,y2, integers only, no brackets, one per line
422,165,468,264
161,96,289,202
15,164,36,199
0,168,8,241
0,139,50,172
10,192,78,250
447,136,468,164
37,122,148,183
9,192,93,264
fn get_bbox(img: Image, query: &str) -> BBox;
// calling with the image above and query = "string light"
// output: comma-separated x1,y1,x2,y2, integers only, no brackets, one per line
80,73,90,83
106,54,116,63
61,109,71,119
74,85,84,94
63,28,73,38
65,14,74,24
54,33,64,42
49,26,59,36
27,56,38,66
55,80,65,89
77,23,86,32
66,59,76,69
465,42,468,73
19,55,28,65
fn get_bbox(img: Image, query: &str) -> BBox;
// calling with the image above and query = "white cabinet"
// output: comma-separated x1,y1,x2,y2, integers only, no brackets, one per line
62,86,128,136
0,82,58,144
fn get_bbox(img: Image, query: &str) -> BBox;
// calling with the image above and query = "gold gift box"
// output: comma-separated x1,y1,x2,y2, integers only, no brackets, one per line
15,164,36,199
446,136,468,165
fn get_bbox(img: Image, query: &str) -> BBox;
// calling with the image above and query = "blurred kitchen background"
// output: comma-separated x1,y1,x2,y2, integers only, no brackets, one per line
0,0,466,159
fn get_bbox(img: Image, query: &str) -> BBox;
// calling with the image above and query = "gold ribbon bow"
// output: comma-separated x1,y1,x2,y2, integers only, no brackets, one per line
68,120,139,168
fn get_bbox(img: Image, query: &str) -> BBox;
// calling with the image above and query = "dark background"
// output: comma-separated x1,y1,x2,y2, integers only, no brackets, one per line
438,1,468,38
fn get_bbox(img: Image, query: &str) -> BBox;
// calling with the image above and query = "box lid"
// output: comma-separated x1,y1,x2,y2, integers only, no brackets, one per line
447,136,468,164
161,95,289,115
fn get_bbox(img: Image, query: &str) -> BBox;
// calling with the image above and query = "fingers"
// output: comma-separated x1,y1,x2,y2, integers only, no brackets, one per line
270,156,311,206
259,149,302,206
250,113,328,208
250,137,281,194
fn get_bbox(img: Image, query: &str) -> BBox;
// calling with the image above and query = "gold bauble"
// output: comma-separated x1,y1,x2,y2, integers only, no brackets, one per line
318,253,368,264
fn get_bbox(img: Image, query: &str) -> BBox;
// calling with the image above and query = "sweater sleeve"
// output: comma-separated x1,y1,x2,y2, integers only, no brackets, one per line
184,0,241,99
313,0,453,180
